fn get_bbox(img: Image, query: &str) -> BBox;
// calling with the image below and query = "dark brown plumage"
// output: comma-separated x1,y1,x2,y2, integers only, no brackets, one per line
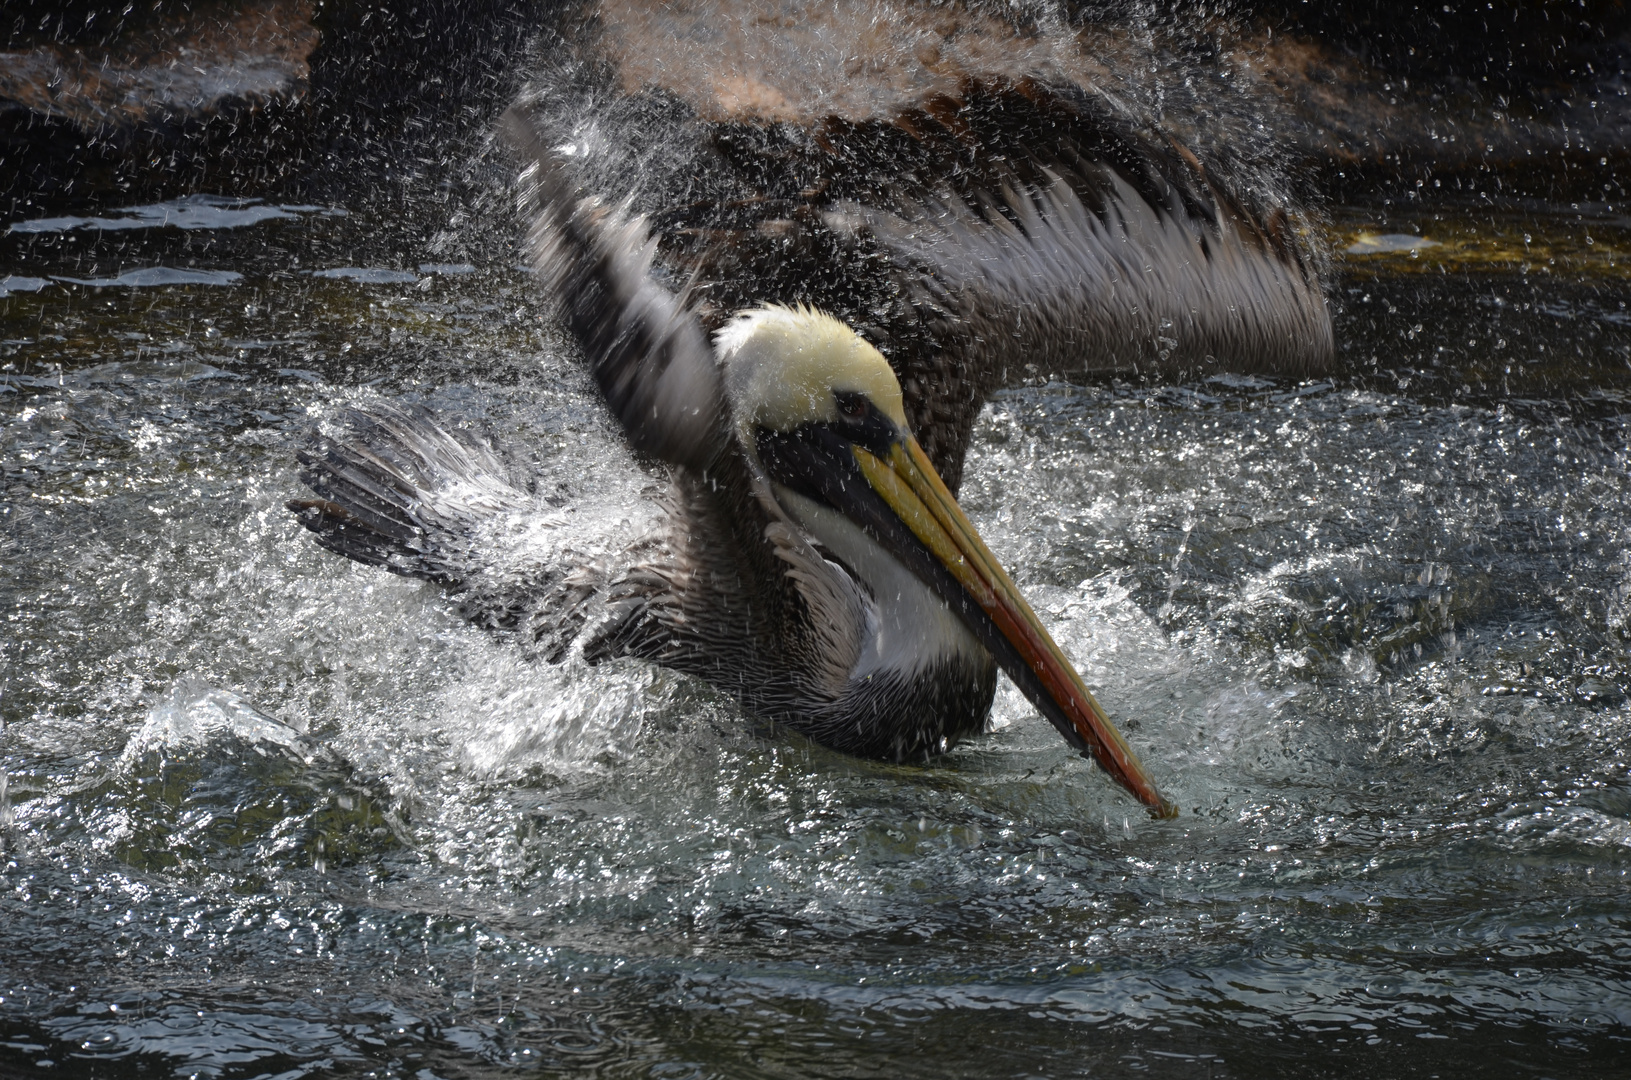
289,66,1333,810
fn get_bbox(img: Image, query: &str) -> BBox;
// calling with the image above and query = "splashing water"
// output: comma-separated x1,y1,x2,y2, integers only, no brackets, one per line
1,173,1629,1077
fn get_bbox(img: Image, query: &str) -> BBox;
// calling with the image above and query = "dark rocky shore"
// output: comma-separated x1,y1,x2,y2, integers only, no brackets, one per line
2,0,1627,217
0,0,535,212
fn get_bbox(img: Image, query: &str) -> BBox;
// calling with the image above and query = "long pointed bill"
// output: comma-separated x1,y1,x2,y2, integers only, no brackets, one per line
854,437,1176,818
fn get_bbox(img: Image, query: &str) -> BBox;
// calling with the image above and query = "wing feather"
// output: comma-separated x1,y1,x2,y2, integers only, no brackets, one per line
845,167,1333,385
503,106,729,474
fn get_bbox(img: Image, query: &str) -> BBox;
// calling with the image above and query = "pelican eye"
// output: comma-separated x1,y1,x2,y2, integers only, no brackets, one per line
824,390,900,458
834,390,870,421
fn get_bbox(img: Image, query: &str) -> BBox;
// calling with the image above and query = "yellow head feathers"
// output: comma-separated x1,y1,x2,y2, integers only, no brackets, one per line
717,305,907,435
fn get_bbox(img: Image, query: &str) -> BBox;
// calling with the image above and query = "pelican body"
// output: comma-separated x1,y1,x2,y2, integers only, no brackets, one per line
291,138,1171,814
289,68,1337,818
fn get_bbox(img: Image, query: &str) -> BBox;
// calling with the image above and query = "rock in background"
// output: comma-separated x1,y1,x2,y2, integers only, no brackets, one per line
1,0,1627,216
1242,0,1631,199
2,0,318,208
0,0,535,216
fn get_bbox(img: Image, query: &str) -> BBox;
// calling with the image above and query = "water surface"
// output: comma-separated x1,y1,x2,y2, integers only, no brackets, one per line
1,194,1629,1077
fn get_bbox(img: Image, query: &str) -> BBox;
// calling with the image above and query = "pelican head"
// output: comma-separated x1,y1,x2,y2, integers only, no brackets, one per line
717,305,1173,817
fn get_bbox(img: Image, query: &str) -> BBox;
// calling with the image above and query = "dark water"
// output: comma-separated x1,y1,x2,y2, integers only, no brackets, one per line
1,191,1629,1078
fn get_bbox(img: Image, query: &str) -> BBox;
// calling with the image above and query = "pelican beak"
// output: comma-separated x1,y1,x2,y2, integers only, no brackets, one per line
853,437,1176,818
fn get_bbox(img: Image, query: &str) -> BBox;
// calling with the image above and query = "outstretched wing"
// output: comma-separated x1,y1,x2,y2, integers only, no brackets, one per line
846,166,1333,382
291,401,533,584
503,106,729,475
289,402,611,655
832,165,1332,489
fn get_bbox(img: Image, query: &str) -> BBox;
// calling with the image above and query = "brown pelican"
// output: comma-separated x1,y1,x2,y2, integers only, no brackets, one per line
289,66,1333,818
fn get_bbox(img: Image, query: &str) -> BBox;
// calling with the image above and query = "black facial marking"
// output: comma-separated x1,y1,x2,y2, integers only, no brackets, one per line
827,391,899,459
755,391,902,509
756,423,857,510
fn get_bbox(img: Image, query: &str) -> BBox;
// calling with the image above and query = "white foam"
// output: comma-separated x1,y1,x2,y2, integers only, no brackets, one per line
6,195,340,234
124,679,307,762
308,267,421,284
55,268,242,288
